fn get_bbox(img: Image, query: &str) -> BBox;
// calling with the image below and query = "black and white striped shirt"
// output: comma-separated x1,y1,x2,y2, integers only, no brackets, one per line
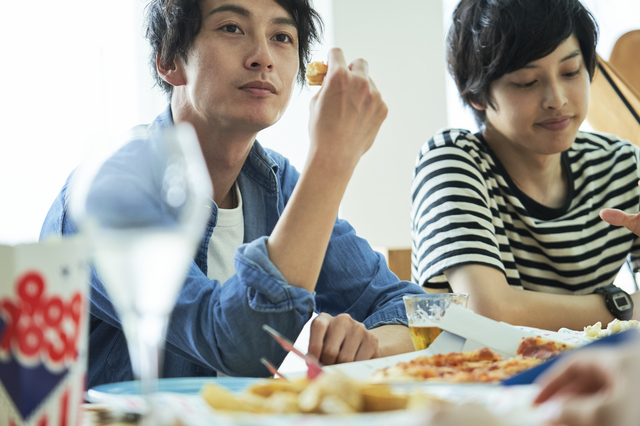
411,128,640,294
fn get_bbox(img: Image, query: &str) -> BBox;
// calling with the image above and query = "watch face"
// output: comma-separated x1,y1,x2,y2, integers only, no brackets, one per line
612,292,633,311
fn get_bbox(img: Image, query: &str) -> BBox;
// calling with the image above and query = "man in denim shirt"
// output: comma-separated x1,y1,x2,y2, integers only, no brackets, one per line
41,0,424,388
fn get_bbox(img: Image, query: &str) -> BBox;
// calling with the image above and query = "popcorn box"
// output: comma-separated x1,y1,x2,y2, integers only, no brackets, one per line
0,238,88,426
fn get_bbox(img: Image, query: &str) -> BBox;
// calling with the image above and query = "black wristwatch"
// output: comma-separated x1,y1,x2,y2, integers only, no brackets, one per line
594,284,634,320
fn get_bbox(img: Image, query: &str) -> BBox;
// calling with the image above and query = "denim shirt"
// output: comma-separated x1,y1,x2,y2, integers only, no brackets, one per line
40,106,423,388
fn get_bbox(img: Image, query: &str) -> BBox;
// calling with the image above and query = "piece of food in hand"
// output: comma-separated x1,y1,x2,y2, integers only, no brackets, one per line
306,61,328,85
584,319,640,340
516,336,575,360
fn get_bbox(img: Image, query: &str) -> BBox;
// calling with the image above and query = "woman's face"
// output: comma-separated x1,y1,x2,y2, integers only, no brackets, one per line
478,34,590,156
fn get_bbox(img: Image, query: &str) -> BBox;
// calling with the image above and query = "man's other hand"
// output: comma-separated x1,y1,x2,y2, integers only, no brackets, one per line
307,313,378,365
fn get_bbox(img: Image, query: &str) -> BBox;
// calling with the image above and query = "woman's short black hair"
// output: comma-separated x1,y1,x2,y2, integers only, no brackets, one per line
447,0,599,126
145,0,324,101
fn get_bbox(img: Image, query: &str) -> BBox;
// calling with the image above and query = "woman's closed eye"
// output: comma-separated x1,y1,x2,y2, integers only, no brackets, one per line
517,80,537,88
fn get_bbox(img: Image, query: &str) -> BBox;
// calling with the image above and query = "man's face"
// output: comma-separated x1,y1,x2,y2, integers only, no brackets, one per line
175,0,300,133
482,34,590,156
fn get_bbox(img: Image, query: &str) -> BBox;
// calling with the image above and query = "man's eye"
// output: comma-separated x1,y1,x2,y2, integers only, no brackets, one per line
564,69,580,77
222,24,240,33
273,33,292,43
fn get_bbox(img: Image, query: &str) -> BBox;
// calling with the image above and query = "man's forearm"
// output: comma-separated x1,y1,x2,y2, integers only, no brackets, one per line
370,324,415,358
266,156,356,294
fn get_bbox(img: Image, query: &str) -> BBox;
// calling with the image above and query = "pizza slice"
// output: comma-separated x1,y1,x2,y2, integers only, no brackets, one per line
516,336,575,360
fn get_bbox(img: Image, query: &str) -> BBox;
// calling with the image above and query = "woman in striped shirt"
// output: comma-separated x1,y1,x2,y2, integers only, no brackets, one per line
411,0,640,330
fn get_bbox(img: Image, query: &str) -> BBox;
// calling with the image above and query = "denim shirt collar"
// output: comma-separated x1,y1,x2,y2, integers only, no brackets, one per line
150,106,282,275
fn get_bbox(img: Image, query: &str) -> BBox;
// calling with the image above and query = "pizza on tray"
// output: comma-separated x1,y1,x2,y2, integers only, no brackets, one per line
370,337,574,383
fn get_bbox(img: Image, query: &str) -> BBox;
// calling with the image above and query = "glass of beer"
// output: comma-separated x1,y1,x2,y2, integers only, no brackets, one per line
403,293,469,350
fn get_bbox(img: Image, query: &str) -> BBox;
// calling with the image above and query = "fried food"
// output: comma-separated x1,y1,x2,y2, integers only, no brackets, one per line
306,61,328,85
200,371,443,414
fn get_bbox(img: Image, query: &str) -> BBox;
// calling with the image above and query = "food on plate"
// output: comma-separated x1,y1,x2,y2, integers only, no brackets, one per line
201,371,444,414
371,337,574,384
584,319,640,340
516,336,575,359
306,61,328,85
370,347,541,383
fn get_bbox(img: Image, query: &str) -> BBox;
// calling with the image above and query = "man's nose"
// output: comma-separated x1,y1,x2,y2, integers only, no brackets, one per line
245,38,274,71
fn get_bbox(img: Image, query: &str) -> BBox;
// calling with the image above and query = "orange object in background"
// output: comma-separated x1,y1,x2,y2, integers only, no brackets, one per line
587,30,640,147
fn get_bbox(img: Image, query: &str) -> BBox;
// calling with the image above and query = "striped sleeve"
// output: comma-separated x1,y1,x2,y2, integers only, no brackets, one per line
411,130,505,289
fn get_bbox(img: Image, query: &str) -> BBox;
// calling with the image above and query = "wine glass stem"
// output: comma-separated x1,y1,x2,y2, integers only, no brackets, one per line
122,313,169,422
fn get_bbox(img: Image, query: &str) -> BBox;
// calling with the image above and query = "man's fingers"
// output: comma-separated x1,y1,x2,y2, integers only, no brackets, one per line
333,330,360,364
317,314,351,365
326,47,347,72
307,313,378,365
307,313,331,360
354,331,378,361
348,58,369,77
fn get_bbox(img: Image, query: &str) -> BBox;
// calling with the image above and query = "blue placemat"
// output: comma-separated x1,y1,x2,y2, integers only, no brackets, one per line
87,376,257,402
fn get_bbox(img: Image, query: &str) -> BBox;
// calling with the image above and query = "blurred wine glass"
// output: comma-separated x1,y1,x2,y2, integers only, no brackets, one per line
70,123,212,422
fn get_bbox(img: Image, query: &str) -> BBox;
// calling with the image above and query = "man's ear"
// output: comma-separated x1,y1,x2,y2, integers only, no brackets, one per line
156,53,186,87
470,99,486,111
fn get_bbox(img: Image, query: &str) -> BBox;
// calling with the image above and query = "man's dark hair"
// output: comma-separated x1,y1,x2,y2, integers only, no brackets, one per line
447,0,599,126
145,0,323,100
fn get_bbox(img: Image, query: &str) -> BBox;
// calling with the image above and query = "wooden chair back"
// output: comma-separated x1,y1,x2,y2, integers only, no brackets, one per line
609,30,640,95
587,54,640,147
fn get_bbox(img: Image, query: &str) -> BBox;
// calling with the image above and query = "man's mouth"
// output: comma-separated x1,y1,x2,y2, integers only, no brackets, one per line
240,81,277,96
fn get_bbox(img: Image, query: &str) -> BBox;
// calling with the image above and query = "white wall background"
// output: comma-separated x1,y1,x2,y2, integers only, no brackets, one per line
334,0,447,249
0,0,166,245
1,0,639,251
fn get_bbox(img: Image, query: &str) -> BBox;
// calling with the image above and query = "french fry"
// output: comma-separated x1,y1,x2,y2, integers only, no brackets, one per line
264,392,302,414
200,371,446,415
360,384,408,412
201,382,263,413
246,377,309,398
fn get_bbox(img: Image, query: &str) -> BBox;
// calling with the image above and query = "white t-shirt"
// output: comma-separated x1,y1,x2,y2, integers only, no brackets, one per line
207,183,244,283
